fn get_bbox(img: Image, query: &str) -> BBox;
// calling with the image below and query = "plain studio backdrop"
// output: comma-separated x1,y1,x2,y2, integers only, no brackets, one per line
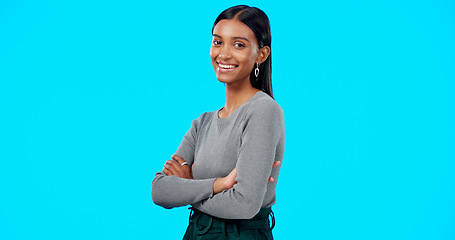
0,0,454,239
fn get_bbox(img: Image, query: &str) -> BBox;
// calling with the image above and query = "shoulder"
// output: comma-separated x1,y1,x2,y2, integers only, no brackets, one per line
196,111,216,122
246,91,284,119
241,91,285,139
190,111,216,130
240,91,284,130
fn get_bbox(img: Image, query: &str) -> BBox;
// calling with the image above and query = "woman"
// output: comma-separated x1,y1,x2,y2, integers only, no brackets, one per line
151,5,284,239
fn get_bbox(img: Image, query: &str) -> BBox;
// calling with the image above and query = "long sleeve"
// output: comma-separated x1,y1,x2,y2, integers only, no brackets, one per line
191,99,285,219
151,113,216,208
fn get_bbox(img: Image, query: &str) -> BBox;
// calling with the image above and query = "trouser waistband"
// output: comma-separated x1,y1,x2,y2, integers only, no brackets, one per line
188,207,275,235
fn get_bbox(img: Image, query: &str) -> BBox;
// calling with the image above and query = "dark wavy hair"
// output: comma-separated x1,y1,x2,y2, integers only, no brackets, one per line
212,5,273,99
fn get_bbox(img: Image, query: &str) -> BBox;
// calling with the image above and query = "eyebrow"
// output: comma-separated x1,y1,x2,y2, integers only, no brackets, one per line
213,34,250,42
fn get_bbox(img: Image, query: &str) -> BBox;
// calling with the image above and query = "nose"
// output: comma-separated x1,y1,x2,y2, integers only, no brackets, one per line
218,44,232,60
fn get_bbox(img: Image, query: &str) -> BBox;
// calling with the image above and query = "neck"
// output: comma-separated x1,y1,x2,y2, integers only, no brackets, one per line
223,80,259,116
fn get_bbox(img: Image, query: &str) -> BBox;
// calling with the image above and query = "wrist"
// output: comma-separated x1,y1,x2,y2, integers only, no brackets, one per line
213,177,226,194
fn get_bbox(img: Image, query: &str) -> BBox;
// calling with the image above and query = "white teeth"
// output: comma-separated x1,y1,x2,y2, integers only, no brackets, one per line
219,63,237,69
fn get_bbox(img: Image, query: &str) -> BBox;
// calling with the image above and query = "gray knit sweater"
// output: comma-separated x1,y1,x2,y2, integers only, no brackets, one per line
152,91,285,219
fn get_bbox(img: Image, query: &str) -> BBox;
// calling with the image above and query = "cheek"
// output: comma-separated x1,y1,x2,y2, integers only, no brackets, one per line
210,47,219,60
248,51,258,63
236,51,257,69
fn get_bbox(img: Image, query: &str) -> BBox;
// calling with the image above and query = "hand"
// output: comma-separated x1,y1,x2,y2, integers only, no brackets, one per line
213,161,281,194
162,155,193,179
268,160,281,182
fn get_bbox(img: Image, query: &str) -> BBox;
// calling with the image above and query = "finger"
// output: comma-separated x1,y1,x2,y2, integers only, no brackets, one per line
172,155,190,169
163,168,173,176
226,168,237,180
272,161,281,168
167,160,183,173
171,155,186,165
167,162,181,175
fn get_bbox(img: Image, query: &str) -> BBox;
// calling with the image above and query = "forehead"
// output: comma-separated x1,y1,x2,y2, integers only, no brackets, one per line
213,19,256,41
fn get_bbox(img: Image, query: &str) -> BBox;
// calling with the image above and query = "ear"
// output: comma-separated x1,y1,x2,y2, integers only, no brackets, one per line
257,46,271,64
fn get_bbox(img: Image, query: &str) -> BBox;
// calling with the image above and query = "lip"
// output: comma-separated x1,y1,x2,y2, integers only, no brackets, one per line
216,61,238,73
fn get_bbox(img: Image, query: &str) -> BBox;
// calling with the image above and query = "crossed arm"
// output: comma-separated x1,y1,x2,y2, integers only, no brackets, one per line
162,154,281,195
152,101,284,219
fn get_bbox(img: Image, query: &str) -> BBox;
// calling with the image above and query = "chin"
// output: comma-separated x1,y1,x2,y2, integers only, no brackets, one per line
215,74,235,84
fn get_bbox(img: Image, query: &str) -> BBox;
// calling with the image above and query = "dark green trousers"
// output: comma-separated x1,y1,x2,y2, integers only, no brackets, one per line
182,207,274,240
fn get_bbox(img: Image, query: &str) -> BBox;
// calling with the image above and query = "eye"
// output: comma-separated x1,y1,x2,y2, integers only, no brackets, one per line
213,40,222,45
234,42,245,48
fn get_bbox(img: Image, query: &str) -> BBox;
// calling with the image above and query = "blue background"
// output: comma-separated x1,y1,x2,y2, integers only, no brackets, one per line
1,0,454,239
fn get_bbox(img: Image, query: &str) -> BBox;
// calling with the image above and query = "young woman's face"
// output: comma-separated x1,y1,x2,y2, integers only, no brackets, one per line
210,19,260,85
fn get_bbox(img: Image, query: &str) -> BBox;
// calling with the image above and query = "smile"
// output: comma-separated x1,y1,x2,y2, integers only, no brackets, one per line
217,61,238,73
218,63,237,69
